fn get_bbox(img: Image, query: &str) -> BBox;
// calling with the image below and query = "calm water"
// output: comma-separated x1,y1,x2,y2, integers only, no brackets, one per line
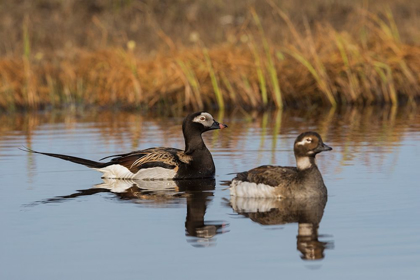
1,107,419,280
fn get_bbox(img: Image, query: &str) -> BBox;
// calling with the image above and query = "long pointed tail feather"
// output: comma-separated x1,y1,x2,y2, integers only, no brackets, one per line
20,147,108,168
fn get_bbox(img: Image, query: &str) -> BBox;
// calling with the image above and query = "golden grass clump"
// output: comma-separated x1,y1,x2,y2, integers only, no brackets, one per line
0,8,419,110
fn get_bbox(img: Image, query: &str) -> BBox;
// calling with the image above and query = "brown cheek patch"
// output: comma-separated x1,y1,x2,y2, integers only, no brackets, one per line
308,140,318,150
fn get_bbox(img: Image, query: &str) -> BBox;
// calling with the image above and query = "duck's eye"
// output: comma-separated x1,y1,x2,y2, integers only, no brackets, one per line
305,138,312,143
200,116,206,121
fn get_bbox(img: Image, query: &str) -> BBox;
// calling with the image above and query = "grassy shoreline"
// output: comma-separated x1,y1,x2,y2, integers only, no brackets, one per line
1,2,419,110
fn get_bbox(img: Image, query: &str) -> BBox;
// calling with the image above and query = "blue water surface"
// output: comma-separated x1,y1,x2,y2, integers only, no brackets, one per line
1,108,419,280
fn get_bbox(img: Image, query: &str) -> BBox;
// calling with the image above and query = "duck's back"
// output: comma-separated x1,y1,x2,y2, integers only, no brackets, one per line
230,165,298,198
95,147,183,179
230,165,327,198
235,165,297,186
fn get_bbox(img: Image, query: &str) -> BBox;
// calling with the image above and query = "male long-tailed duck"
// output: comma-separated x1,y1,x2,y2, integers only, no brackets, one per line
23,112,227,180
229,132,332,198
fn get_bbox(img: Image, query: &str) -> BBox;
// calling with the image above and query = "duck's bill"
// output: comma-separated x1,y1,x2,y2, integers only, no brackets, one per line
320,143,333,152
313,143,332,153
210,121,228,130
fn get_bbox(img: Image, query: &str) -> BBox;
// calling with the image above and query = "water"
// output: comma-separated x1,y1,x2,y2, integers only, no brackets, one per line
1,107,419,280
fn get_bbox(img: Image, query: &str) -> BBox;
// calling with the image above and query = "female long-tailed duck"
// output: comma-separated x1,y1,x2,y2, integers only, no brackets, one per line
229,132,332,198
23,112,227,180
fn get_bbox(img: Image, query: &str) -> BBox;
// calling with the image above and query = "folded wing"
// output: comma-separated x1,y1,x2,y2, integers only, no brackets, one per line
104,147,182,173
235,165,298,188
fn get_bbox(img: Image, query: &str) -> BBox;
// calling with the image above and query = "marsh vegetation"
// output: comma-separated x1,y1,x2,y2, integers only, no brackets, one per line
0,0,419,110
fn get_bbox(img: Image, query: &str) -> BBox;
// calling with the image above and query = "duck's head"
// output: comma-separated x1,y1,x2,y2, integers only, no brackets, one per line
294,132,332,158
294,131,332,157
183,112,228,135
293,132,332,170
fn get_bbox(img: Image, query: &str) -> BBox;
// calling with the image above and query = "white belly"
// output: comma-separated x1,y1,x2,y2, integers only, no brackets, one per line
94,178,178,193
94,165,176,180
229,180,280,198
230,197,281,213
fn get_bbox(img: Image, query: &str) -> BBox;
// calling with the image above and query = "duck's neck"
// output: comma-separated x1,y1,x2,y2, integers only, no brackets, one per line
184,131,206,155
180,130,215,179
296,156,317,171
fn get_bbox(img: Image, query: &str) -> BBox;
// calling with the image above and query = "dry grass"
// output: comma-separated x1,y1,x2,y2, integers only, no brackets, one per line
0,2,420,110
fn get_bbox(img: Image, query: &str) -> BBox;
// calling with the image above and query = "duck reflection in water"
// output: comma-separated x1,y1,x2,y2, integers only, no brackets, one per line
227,194,334,260
30,178,228,247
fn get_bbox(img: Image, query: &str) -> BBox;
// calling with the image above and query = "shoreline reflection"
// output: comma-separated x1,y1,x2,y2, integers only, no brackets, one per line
3,105,419,179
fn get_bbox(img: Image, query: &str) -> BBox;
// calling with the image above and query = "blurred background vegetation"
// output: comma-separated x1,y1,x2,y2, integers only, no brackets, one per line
0,0,419,110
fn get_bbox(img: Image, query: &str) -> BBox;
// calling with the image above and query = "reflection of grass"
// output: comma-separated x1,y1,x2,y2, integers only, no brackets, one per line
0,7,419,110
271,110,282,164
3,106,416,175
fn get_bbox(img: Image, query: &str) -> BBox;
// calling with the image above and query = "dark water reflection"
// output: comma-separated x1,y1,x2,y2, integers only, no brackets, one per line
228,195,333,260
1,106,419,280
229,194,334,260
28,178,228,248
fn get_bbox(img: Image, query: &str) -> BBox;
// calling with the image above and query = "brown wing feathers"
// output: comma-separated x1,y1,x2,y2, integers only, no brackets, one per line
234,165,298,187
130,150,177,168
